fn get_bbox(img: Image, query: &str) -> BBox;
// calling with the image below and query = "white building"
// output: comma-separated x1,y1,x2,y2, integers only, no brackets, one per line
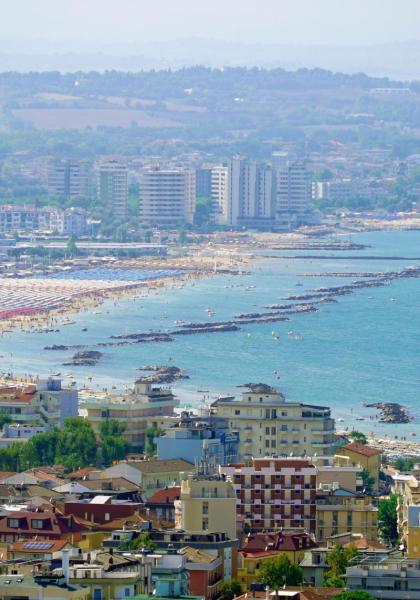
140,167,196,226
48,159,93,198
276,161,311,227
98,159,129,220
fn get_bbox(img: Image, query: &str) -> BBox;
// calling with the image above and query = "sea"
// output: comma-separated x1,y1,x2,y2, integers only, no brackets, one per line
1,229,419,437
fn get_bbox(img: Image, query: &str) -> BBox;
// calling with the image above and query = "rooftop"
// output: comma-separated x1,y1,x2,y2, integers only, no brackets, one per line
342,442,381,457
115,459,193,474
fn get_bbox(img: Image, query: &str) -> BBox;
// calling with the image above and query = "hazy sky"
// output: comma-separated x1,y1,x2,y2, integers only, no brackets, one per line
1,0,419,47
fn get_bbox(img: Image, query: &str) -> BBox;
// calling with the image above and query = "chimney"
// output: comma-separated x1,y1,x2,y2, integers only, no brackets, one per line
61,548,70,585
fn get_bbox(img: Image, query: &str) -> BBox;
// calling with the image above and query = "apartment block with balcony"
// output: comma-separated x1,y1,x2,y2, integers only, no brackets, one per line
212,384,335,460
84,380,178,450
316,488,378,543
221,457,317,533
346,556,420,599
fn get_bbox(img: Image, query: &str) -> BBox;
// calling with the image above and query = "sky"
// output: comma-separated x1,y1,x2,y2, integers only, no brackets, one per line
1,0,419,47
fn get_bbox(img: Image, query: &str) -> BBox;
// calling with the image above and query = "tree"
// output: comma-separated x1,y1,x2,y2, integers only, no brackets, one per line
145,425,164,456
361,468,375,495
324,544,358,588
218,580,242,600
348,431,367,445
258,554,303,593
99,419,130,466
333,592,375,600
378,494,399,545
0,412,11,430
66,234,78,258
123,531,157,551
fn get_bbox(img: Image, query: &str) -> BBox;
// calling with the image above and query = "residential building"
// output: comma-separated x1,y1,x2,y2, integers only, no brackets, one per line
0,205,60,234
389,465,420,546
157,410,239,465
179,546,223,600
0,377,78,431
99,459,193,497
48,159,93,198
221,458,317,533
237,531,317,590
212,384,335,460
8,538,71,561
145,486,180,526
210,165,229,225
0,509,86,543
140,166,196,226
345,555,420,599
85,380,178,450
339,443,381,492
60,496,142,525
227,157,275,228
276,161,310,227
316,487,378,543
315,455,363,493
407,506,420,558
0,573,89,599
174,472,238,580
58,207,88,236
98,159,129,219
68,550,151,600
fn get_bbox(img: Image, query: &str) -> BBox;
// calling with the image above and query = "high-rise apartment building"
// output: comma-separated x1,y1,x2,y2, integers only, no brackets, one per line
212,384,335,460
140,167,196,226
227,157,275,228
98,159,128,220
276,160,310,227
221,457,317,533
47,159,92,198
211,165,229,225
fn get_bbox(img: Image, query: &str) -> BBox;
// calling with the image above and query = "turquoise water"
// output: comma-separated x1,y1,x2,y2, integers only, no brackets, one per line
1,230,419,436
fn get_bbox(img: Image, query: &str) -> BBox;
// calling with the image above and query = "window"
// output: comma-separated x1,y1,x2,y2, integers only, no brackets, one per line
271,409,277,419
265,427,270,435
265,440,270,448
125,589,130,597
202,518,208,530
281,425,288,431
7,518,20,528
235,409,241,415
202,502,209,514
271,440,276,448
31,519,44,530
271,427,276,435
93,589,102,600
265,409,270,419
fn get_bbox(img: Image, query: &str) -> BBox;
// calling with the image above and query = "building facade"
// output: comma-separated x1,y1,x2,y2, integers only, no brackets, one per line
276,160,310,227
98,159,129,220
221,457,317,533
212,384,335,460
140,167,196,226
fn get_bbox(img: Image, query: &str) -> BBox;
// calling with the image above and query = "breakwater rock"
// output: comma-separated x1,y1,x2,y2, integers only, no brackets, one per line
365,402,412,424
44,344,69,350
138,365,189,383
63,350,103,366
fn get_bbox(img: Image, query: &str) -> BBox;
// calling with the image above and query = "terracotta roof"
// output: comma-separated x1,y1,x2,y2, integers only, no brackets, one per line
343,442,381,457
0,386,37,403
241,531,318,554
10,538,70,554
0,510,86,537
67,467,100,480
344,537,386,551
146,486,181,504
180,546,219,564
0,471,16,481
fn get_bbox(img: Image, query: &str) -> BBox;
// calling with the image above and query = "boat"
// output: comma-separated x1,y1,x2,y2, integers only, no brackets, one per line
356,416,365,421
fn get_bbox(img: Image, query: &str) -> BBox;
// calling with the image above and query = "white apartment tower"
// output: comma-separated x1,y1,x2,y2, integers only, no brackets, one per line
140,167,196,226
211,165,229,225
227,157,274,228
98,159,129,220
276,160,310,227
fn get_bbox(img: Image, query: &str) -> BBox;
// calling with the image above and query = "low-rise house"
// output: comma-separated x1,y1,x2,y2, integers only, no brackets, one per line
0,572,89,599
8,538,71,560
338,442,381,492
238,531,317,590
68,549,151,600
100,459,193,497
179,546,223,600
0,509,87,543
145,486,180,526
316,486,378,542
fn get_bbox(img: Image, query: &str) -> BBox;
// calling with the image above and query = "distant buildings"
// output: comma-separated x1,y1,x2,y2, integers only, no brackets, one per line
276,160,311,227
227,157,275,228
221,457,317,533
0,205,88,235
212,384,335,460
140,167,196,227
196,164,229,225
47,159,93,199
98,159,129,220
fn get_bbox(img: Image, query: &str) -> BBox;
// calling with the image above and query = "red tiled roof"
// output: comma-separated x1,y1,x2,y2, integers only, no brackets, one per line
0,471,16,481
10,538,70,553
67,467,99,480
146,486,181,505
241,531,318,554
0,510,86,537
300,588,342,600
0,386,37,403
343,442,381,457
